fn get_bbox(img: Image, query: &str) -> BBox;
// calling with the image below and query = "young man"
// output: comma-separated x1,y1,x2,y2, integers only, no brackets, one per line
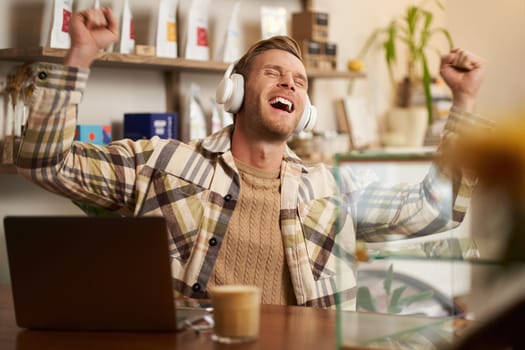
16,8,490,308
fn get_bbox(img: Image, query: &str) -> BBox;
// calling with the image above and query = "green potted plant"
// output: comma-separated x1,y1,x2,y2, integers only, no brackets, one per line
349,0,454,145
357,264,434,314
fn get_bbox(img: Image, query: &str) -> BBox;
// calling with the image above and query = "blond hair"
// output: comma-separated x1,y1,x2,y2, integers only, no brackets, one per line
233,36,303,77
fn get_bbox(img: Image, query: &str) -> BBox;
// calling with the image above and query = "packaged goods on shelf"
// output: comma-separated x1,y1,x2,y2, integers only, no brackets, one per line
187,83,207,141
260,6,288,39
124,113,178,140
75,0,100,11
135,45,156,56
301,40,322,69
156,0,179,58
210,99,222,134
41,0,74,49
300,40,337,70
214,1,241,62
292,11,336,71
75,125,112,145
184,0,211,60
321,42,337,70
292,11,329,44
118,0,136,54
210,98,233,134
1,70,27,165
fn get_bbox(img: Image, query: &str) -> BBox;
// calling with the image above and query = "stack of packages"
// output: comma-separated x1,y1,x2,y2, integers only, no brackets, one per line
1,65,32,166
291,11,337,70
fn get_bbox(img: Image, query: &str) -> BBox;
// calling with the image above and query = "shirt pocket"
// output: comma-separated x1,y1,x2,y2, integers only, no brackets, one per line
298,197,343,281
143,170,207,264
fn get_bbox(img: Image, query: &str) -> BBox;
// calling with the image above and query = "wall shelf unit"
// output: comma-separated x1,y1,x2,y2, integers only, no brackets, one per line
0,47,366,79
0,47,366,174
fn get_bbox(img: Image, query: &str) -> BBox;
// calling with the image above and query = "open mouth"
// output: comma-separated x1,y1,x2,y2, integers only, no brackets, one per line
269,97,294,113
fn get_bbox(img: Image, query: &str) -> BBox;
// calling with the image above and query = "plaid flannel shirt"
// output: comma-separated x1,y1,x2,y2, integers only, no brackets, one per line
17,63,493,308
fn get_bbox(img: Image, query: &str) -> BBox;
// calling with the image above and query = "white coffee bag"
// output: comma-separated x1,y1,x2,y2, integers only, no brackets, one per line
188,83,207,140
214,1,241,62
184,0,210,60
156,0,179,58
118,0,135,54
42,0,74,49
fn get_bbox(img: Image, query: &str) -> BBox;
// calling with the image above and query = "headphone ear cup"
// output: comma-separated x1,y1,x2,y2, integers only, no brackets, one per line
302,104,317,132
216,76,233,105
294,95,317,133
224,73,244,113
216,63,244,114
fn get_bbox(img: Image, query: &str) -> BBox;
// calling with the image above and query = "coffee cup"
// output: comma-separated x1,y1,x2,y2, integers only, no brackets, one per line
209,285,261,344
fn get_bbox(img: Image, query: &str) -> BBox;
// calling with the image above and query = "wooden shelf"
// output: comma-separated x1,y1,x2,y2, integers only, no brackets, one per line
0,47,230,73
306,68,365,80
0,47,366,79
0,47,367,164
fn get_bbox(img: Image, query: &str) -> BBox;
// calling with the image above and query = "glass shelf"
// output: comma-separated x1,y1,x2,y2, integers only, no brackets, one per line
332,151,525,349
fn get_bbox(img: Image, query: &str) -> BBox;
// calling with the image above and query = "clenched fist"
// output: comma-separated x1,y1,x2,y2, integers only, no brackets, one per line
440,48,486,113
64,7,119,68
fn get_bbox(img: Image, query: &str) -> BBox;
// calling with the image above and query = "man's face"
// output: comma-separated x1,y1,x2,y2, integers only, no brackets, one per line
239,49,308,141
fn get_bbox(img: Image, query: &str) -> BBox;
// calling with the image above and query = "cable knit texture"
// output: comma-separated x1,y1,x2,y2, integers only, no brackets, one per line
209,158,296,305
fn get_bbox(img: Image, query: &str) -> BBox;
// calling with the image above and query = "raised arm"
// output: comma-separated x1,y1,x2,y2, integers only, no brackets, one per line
16,7,145,214
351,48,492,241
65,7,119,68
440,48,486,113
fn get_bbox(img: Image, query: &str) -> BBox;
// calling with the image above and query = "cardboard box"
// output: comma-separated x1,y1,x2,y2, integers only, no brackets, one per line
292,11,329,43
300,40,337,70
135,45,156,56
301,40,323,69
321,42,337,70
124,113,178,140
75,125,111,145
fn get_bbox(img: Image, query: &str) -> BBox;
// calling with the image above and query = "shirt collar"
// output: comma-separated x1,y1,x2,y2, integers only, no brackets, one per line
200,125,309,173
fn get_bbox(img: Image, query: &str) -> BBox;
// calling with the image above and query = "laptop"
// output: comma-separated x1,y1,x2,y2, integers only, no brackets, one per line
4,216,210,332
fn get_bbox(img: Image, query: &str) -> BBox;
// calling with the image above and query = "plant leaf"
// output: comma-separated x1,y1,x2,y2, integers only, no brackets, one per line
383,264,394,295
406,6,419,35
358,28,383,59
434,0,445,11
384,22,397,84
430,27,455,50
388,286,407,314
422,53,433,124
422,10,433,40
398,290,435,308
356,287,377,312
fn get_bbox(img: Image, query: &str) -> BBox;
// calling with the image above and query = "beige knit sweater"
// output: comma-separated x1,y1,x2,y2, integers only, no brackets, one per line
208,158,296,305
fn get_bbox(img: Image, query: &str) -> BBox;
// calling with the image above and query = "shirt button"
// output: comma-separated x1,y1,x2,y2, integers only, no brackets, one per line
224,194,232,201
208,237,217,246
192,283,201,292
38,71,47,80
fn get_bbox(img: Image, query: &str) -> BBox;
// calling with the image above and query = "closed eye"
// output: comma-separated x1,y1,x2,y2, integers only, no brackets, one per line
264,68,280,77
294,78,307,88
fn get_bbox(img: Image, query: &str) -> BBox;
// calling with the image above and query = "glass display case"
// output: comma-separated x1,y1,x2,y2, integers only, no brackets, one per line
332,151,525,350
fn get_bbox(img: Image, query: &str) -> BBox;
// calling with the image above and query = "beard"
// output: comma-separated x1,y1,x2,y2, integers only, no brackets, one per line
240,99,298,142
252,112,293,141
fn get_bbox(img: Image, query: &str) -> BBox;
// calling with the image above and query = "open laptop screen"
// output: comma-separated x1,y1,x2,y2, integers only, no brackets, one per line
4,216,179,331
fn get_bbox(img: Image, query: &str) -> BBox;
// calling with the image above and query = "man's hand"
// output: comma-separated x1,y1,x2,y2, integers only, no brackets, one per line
440,48,486,113
64,7,119,68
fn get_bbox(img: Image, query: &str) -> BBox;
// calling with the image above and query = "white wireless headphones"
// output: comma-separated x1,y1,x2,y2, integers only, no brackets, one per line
215,63,317,133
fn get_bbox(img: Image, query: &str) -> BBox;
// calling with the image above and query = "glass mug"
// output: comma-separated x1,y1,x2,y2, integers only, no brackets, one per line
208,285,261,344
